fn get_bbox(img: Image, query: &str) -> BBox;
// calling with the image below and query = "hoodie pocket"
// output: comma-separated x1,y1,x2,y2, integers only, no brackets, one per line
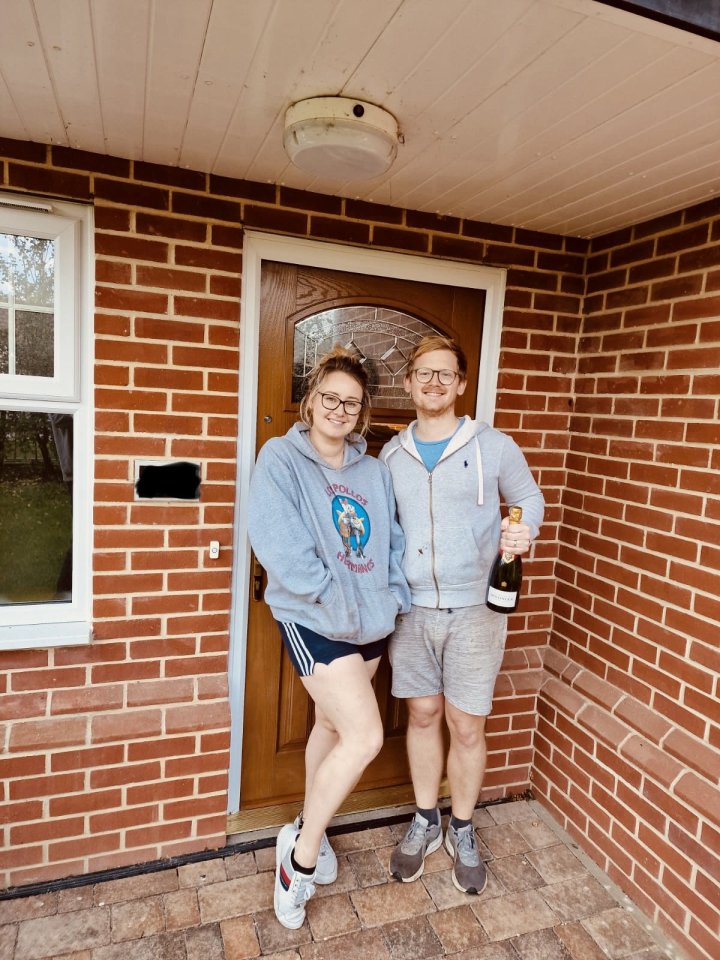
312,577,360,641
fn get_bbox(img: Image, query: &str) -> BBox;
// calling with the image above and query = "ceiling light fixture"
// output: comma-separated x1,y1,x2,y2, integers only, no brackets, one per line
283,97,399,180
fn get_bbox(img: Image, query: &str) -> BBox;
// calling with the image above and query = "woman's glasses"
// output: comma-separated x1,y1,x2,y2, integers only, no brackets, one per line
318,392,363,416
411,367,459,385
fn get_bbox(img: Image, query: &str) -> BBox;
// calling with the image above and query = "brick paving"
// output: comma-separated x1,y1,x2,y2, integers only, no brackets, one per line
0,801,680,960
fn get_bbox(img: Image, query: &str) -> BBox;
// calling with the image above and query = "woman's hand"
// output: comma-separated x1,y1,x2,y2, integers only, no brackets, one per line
500,517,533,556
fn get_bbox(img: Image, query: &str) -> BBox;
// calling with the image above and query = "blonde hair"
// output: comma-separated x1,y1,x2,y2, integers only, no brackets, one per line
408,335,467,380
298,345,371,436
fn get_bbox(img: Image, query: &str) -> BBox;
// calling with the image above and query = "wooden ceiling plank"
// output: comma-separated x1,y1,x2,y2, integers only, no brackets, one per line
213,0,345,177
547,154,720,235
343,0,476,103
520,124,720,231
474,53,719,222
0,71,30,143
180,0,280,173
143,0,213,166
91,0,151,159
0,0,67,144
384,1,589,204
33,0,105,154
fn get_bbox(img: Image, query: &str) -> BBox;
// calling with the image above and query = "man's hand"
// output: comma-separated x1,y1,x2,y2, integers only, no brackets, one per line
500,516,533,556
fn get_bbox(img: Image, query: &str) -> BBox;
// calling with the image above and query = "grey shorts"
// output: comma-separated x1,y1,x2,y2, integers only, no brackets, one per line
389,604,507,716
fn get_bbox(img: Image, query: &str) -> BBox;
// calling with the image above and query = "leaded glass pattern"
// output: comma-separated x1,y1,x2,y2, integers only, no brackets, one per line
292,306,443,408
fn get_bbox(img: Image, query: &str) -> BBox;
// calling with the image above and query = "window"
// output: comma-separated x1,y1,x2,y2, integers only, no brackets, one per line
0,195,92,650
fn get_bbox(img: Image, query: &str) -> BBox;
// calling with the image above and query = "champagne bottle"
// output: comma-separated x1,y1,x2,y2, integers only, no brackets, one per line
486,505,523,613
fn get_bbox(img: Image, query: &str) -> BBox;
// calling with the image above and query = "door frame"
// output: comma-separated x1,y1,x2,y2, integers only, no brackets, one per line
227,231,507,814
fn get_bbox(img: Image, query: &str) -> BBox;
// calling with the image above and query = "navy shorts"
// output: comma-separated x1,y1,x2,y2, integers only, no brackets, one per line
277,621,387,678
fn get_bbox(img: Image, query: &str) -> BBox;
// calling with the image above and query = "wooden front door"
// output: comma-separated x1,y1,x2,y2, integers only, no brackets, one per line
240,261,485,810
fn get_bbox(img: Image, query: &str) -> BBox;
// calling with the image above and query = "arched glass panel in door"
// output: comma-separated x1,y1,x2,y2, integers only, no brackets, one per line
292,305,444,408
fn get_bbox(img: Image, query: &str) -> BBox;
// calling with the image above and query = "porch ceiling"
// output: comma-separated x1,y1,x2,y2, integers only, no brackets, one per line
1,0,718,238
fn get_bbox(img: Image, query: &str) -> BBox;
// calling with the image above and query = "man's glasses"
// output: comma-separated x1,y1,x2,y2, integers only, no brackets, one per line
411,367,459,385
318,392,363,416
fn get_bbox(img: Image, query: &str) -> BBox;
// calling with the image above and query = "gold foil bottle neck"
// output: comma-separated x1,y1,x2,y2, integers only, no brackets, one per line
508,505,523,523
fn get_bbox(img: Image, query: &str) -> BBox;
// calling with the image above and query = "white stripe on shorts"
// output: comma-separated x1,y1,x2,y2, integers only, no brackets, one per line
281,622,315,676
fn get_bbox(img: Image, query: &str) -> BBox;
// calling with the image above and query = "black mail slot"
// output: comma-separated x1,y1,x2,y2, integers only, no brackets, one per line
135,461,201,500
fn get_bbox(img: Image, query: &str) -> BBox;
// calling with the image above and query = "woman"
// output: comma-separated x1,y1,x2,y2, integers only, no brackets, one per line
247,345,410,929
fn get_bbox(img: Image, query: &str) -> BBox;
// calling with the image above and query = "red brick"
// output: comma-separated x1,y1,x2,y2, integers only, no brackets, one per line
136,211,206,241
0,799,44,826
0,692,47,721
95,206,132,230
95,233,168,262
51,684,124,715
134,413,203,435
176,245,242,271
655,222,709,254
95,177,169,210
344,198,402,223
91,710,162,743
11,815,86,844
49,788,122,817
136,265,206,292
96,286,168,313
309,217,370,245
164,701,229,735
244,203,309,234
9,770,84,800
171,345,238,371
90,804,159,833
9,717,87,752
620,735,685,788
8,162,90,198
51,744,124,772
127,736,196,762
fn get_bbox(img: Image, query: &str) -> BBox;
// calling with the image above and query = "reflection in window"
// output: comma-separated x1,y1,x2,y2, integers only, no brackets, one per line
0,410,72,605
0,234,55,378
293,306,441,408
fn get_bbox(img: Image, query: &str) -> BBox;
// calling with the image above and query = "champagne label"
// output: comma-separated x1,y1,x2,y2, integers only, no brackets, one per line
487,586,517,607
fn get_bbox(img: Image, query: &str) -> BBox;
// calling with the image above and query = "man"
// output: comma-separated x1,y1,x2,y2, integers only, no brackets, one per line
380,335,544,895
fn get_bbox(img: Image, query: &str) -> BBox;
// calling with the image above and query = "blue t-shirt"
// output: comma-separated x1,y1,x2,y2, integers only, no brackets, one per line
413,423,460,472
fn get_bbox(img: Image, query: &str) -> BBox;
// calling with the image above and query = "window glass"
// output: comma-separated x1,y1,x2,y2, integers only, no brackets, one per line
0,409,73,605
0,306,7,374
0,234,55,379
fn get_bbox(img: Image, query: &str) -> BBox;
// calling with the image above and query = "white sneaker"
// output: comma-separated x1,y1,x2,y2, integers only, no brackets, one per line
274,823,316,929
292,812,338,884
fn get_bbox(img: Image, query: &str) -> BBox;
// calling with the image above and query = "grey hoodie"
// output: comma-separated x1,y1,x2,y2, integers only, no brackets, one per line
380,416,544,609
248,422,411,644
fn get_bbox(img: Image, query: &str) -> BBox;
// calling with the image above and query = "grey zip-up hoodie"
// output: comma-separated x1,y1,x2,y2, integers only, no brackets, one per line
380,416,544,609
248,422,411,644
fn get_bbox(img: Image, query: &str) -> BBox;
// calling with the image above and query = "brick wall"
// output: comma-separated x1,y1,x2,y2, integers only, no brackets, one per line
0,138,568,889
535,202,720,960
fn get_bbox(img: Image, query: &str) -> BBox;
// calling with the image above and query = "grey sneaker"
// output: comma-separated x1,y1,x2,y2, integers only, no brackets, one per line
274,823,316,929
389,810,443,882
445,823,487,894
292,812,337,884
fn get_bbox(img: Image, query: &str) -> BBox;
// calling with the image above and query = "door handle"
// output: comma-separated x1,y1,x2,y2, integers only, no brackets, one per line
251,554,265,602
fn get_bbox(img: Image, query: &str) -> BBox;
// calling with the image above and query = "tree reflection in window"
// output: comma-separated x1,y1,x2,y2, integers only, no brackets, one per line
0,234,55,378
0,410,72,605
292,306,442,408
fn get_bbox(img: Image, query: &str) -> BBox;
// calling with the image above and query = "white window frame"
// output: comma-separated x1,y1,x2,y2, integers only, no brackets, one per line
0,194,93,650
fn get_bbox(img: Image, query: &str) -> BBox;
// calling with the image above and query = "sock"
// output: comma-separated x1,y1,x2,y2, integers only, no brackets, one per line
417,806,439,825
450,814,472,830
290,847,315,875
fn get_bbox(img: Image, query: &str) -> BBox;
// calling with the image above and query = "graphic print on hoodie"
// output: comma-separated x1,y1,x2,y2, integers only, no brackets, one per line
248,422,411,645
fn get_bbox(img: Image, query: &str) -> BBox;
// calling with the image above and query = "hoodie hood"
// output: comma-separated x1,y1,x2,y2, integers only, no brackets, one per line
383,416,490,504
286,421,367,470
